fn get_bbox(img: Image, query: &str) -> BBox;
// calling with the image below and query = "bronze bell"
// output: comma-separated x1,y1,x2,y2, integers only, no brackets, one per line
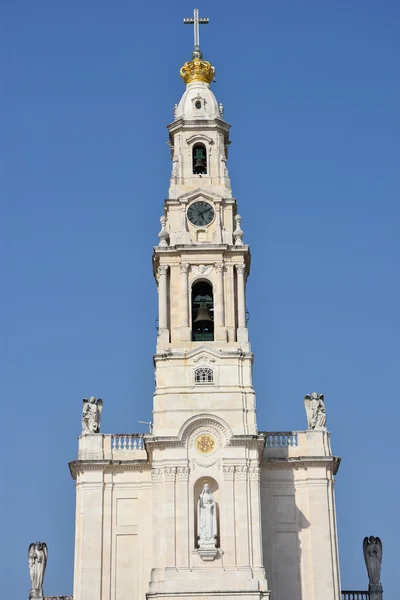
193,149,207,174
193,306,213,325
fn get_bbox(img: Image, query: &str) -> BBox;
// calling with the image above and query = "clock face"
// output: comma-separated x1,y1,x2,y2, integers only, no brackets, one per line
187,201,215,227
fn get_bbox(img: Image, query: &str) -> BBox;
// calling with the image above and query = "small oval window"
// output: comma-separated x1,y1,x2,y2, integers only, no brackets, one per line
195,100,202,109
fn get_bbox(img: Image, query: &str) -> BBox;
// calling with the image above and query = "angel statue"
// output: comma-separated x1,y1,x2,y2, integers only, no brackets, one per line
197,483,217,546
28,541,48,597
363,536,382,584
82,396,103,434
304,392,327,430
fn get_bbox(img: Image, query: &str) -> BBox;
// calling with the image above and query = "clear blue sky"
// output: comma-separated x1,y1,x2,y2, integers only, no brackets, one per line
2,1,399,597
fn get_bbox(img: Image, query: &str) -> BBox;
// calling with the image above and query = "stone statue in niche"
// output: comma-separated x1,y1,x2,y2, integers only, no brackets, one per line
28,542,48,598
197,484,218,560
82,396,103,434
304,392,327,430
363,536,382,584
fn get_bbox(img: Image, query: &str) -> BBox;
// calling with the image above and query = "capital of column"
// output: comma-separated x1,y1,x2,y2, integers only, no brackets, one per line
223,465,235,481
249,465,261,481
180,262,190,274
157,265,169,277
235,464,249,480
151,468,164,482
176,466,190,480
235,264,246,275
215,261,224,274
164,466,176,482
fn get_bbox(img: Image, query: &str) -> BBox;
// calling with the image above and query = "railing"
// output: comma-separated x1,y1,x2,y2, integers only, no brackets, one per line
341,592,369,600
192,332,214,341
46,597,73,599
264,432,298,447
111,433,145,450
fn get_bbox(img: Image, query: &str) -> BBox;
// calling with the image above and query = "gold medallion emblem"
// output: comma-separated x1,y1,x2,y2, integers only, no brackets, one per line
196,434,215,454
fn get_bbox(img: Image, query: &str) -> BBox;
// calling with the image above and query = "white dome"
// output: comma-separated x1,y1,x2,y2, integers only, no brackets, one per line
175,81,220,121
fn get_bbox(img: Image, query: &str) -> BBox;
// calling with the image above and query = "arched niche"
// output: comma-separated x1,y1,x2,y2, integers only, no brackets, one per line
192,280,214,341
192,143,207,174
193,476,220,549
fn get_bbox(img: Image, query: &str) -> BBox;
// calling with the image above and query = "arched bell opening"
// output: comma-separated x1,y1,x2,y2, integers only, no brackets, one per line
192,143,207,175
192,280,214,342
193,477,220,549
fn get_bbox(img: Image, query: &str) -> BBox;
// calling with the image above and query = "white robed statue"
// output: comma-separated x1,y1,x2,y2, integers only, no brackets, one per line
197,484,217,545
82,396,103,434
28,541,48,597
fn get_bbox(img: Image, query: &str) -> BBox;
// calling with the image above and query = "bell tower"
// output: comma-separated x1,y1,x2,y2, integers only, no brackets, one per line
152,12,253,439
70,11,342,600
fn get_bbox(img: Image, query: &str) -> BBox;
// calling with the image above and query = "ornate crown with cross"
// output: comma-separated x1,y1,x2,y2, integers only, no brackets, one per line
180,58,215,85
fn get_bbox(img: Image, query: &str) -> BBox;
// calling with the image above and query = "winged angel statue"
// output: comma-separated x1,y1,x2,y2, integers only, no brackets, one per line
28,541,48,595
82,396,103,434
304,392,327,430
363,536,382,584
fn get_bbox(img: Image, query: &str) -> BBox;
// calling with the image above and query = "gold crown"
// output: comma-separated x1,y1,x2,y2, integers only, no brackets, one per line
180,58,215,85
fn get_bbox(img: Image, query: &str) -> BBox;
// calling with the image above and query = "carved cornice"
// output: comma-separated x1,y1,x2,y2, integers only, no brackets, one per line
261,456,341,475
69,459,151,479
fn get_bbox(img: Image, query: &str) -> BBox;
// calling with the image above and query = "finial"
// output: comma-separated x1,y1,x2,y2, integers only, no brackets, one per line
233,214,244,246
181,9,215,85
158,215,169,247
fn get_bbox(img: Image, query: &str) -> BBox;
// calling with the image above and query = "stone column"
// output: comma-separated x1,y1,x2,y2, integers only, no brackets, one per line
235,264,248,343
164,467,177,574
149,468,165,589
235,465,251,572
176,466,190,571
222,465,237,568
249,465,266,580
157,265,169,344
214,261,227,342
179,263,191,342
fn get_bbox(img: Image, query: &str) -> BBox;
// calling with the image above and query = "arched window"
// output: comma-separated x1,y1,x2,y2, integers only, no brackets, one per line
194,367,214,385
192,143,207,175
192,281,214,341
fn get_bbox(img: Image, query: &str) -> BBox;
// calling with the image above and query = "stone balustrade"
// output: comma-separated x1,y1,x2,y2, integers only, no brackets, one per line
341,592,369,600
77,430,333,462
46,596,73,599
77,433,147,461
111,433,145,450
261,429,333,459
265,431,298,447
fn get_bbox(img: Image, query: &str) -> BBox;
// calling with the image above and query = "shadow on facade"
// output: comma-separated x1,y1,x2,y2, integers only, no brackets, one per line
261,443,310,600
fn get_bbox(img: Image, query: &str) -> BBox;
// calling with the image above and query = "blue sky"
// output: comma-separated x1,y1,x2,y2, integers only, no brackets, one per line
2,1,399,597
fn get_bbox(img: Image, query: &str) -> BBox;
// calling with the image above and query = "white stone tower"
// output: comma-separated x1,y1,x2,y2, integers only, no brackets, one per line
70,11,342,600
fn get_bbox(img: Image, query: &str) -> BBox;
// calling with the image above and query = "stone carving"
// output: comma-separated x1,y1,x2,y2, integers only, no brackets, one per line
363,536,382,584
191,264,213,277
82,396,103,434
28,542,48,598
158,215,169,247
197,484,217,560
157,265,169,277
219,102,224,118
304,392,327,431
